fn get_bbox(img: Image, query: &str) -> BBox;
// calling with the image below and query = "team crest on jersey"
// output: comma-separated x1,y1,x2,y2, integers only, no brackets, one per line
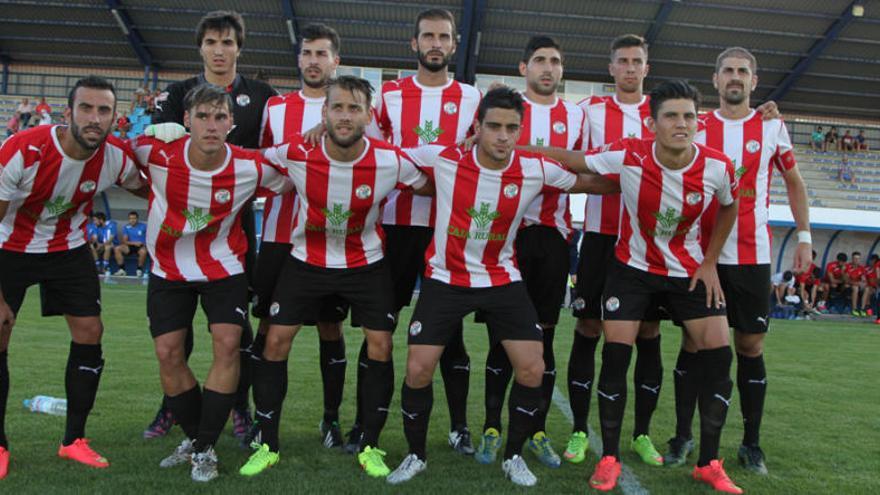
214,189,231,204
686,191,702,206
746,139,761,153
355,184,372,200
552,121,567,134
503,183,519,198
443,102,458,115
572,297,586,311
605,296,620,312
409,321,422,336
236,94,251,107
269,302,280,316
79,180,97,193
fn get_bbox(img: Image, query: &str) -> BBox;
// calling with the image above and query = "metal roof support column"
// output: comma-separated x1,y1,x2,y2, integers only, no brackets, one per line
282,0,302,56
644,0,676,45
105,0,155,69
1,57,9,95
765,1,858,103
455,0,487,85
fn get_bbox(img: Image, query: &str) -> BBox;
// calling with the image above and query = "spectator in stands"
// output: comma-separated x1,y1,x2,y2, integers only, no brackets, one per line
820,252,848,312
116,113,132,137
87,212,113,273
145,89,160,115
824,125,839,151
113,211,148,276
35,97,52,125
856,130,869,151
16,98,33,128
841,129,856,151
845,251,869,316
810,125,824,151
838,155,856,187
5,112,19,138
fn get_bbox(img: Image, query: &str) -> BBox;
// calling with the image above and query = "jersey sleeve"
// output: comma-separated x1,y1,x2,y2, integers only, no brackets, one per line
716,157,738,207
152,82,185,125
574,106,587,151
584,139,628,176
396,149,429,189
400,144,445,177
0,137,24,201
376,90,392,140
541,157,577,192
256,155,293,197
771,121,797,173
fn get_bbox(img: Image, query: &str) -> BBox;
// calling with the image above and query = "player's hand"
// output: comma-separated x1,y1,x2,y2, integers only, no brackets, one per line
756,100,780,120
460,134,478,152
145,122,187,143
0,299,15,333
792,242,812,273
302,123,326,146
690,262,725,309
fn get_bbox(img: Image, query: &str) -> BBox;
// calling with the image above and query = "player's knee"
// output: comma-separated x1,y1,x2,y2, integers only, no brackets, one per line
365,334,392,360
155,341,185,368
575,318,601,338
406,358,435,387
734,334,764,357
263,331,293,360
515,358,545,387
638,321,660,338
68,317,103,344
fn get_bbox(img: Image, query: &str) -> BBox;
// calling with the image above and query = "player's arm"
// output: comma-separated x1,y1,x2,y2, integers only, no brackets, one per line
0,201,12,329
519,145,591,174
755,100,780,120
151,84,184,125
567,173,620,195
691,198,739,309
781,164,811,272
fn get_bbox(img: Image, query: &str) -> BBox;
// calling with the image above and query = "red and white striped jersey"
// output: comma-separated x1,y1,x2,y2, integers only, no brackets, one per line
518,96,585,239
579,94,653,235
406,145,577,288
132,136,291,282
376,76,481,227
696,110,795,265
266,135,427,269
585,138,737,278
257,91,325,244
0,125,142,253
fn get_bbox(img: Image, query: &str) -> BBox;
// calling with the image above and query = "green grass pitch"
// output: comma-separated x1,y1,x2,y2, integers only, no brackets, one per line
2,284,877,494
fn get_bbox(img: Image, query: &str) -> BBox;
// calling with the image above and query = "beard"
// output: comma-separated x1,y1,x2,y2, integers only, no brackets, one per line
302,69,330,89
417,49,452,73
722,85,747,105
327,123,365,148
70,120,109,151
528,78,558,97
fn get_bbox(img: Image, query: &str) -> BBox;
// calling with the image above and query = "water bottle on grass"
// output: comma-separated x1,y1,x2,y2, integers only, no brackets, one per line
23,395,67,416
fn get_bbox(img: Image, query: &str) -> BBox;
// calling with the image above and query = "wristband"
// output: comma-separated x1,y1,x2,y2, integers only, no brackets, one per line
796,230,812,244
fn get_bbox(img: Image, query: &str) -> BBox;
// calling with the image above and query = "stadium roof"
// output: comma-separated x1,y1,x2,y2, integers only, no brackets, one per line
1,0,878,118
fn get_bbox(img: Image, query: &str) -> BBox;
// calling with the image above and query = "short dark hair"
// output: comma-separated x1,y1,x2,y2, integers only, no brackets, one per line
610,34,648,60
68,76,116,109
852,251,862,257
326,76,374,105
521,35,562,64
477,86,524,123
649,80,701,119
414,8,457,40
715,46,757,73
128,211,139,218
196,10,245,48
94,212,106,221
183,84,233,113
783,271,793,282
836,252,848,262
300,23,340,54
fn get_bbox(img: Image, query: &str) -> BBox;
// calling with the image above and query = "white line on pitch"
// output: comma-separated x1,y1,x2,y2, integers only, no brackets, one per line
552,387,650,495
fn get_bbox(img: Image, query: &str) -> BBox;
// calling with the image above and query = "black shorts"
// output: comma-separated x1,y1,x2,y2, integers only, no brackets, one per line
602,260,727,322
516,225,570,325
147,273,250,338
572,232,617,319
252,241,348,323
270,257,396,331
409,278,542,347
383,225,433,311
718,264,772,334
0,245,101,317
